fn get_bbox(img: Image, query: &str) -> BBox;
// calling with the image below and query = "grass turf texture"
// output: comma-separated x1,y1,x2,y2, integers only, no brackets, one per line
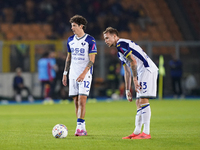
0,100,200,150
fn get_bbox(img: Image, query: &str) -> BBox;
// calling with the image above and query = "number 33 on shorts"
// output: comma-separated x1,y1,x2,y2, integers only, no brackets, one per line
140,82,147,90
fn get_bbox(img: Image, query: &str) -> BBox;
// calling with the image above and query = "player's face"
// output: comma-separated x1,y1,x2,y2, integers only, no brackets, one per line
104,32,116,47
71,22,82,35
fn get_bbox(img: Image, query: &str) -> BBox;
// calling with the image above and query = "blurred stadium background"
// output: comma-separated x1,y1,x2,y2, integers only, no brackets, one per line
0,0,200,101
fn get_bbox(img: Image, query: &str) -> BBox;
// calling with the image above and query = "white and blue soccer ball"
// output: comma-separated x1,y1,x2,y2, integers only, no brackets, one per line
52,124,68,138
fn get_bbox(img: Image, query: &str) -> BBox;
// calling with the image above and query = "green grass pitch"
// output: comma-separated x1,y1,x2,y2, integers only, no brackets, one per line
0,100,200,150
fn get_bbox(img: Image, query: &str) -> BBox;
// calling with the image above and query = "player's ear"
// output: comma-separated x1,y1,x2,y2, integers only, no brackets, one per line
113,34,117,39
80,24,84,29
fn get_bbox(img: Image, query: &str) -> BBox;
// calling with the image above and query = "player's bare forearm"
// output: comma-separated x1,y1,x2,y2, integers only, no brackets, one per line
64,54,71,72
127,54,141,92
85,54,96,72
127,55,137,78
123,65,131,90
88,54,96,67
87,61,94,69
62,54,71,86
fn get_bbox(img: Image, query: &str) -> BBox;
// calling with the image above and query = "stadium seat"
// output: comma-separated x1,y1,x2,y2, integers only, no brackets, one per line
1,24,10,33
141,31,149,40
119,31,130,39
21,24,31,33
26,32,37,40
37,32,46,40
16,31,27,40
30,24,42,33
63,32,73,40
42,24,53,36
130,31,139,41
11,24,21,33
6,32,15,40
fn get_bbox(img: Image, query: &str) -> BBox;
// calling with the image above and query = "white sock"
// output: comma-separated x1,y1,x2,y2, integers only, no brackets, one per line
141,103,151,135
133,108,142,135
76,122,82,130
82,121,86,131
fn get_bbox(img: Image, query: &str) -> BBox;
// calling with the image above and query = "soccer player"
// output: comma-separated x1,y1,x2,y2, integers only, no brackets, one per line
103,27,158,139
62,15,97,136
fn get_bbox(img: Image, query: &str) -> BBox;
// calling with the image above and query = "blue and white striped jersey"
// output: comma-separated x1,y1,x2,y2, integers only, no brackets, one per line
67,34,97,79
116,38,158,75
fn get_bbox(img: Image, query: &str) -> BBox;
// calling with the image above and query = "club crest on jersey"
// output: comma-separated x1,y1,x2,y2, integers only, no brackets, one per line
81,42,86,46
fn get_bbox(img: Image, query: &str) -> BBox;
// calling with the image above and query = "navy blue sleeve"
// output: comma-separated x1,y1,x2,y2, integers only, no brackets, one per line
116,41,132,58
67,35,74,53
85,35,97,54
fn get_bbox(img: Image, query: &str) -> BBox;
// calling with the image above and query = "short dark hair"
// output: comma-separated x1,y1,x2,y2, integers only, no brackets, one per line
41,51,49,58
103,27,119,36
69,15,88,30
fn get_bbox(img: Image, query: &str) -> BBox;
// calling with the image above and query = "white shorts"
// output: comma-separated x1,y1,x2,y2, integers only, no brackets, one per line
136,69,158,99
69,74,92,97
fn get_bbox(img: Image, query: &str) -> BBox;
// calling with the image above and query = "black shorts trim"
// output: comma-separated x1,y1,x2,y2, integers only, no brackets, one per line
79,94,89,96
69,95,78,98
69,94,88,97
136,96,157,99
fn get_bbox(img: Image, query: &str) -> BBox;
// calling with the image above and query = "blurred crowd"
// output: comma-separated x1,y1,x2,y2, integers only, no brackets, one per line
0,0,149,39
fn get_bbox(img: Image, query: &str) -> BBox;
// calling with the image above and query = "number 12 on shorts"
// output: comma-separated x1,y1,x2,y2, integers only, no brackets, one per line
84,81,90,88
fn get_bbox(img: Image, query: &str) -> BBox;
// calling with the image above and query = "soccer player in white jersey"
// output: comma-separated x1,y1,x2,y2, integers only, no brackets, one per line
62,15,97,136
103,27,158,139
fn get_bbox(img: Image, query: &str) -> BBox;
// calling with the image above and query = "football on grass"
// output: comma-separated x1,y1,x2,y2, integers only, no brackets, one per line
52,124,68,138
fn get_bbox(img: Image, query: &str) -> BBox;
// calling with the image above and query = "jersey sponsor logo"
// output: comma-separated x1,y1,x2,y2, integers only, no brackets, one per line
80,48,85,53
91,44,97,51
72,57,85,60
71,48,85,56
75,48,79,53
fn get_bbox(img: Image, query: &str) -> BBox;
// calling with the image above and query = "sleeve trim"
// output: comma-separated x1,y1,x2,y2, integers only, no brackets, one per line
125,51,132,58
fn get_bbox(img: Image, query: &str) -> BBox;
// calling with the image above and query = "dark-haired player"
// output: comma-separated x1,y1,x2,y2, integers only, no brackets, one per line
62,15,97,136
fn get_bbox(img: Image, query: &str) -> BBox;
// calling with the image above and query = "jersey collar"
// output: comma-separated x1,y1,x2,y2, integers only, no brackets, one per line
75,34,87,40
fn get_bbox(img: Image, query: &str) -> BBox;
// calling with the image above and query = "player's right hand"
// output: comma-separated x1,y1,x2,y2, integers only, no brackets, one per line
126,90,132,102
133,78,141,93
62,75,67,86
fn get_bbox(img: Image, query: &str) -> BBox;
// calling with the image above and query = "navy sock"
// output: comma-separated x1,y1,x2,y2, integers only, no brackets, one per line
77,118,85,123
